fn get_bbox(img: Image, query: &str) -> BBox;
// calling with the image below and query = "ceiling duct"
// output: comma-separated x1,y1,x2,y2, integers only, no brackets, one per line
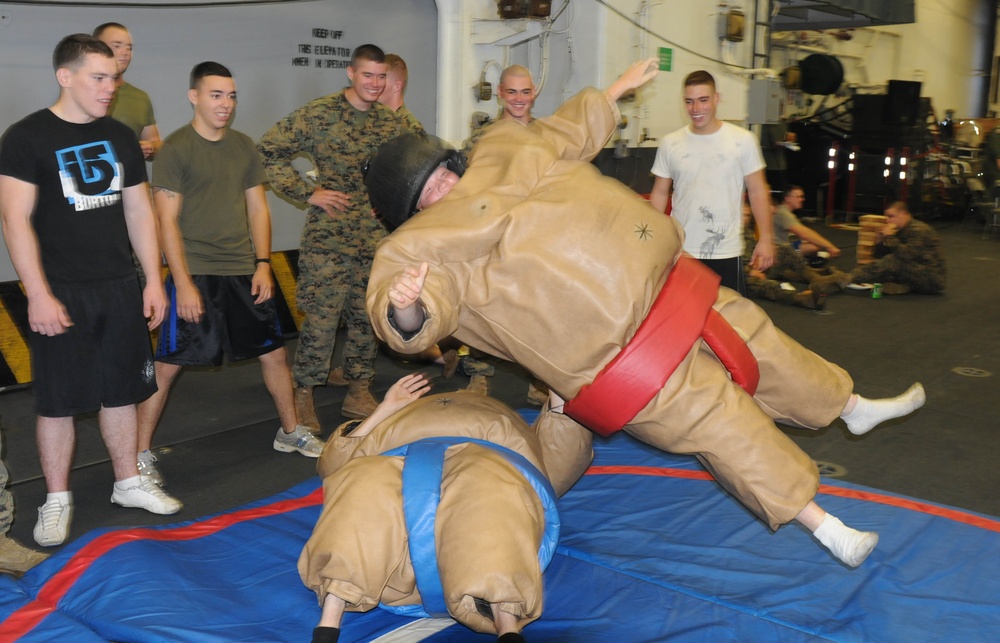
772,0,915,32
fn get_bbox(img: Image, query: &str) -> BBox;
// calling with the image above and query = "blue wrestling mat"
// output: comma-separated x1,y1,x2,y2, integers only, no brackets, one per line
2,430,999,642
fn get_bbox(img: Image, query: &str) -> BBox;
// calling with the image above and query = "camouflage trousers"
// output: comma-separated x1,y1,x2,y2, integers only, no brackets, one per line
851,255,944,294
0,434,11,536
747,274,792,303
294,248,378,387
765,245,823,284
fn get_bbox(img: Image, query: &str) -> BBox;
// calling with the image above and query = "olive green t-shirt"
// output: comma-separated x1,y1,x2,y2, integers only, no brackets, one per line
152,124,266,275
108,82,155,140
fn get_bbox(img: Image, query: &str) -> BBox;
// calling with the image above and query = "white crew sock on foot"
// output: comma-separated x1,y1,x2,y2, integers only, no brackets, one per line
813,514,879,567
47,491,72,505
114,475,142,491
841,382,925,436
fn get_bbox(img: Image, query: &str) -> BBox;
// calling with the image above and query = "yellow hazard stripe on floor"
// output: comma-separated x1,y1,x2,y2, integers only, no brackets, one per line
4,252,305,386
0,282,32,385
271,251,304,330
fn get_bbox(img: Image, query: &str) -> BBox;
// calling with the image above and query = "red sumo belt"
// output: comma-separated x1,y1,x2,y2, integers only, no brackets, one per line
563,256,759,437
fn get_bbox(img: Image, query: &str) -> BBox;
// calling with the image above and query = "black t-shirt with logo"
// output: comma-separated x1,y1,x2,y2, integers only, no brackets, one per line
0,109,146,285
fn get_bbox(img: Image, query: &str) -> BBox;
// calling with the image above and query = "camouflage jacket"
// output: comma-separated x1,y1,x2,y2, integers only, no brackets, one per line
396,105,425,135
257,91,414,256
873,218,946,290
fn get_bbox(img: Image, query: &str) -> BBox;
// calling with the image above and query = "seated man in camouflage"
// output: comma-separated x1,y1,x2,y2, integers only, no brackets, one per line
743,203,825,310
815,201,946,296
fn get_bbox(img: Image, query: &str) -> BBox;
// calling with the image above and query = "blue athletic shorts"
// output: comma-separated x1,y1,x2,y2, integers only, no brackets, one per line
156,274,284,366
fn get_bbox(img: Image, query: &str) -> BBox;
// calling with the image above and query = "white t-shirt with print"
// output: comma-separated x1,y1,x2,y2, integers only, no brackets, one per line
651,122,764,259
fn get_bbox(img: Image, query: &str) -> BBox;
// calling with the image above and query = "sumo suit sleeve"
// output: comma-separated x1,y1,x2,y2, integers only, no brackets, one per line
367,236,465,355
533,406,594,497
528,87,621,163
316,429,368,479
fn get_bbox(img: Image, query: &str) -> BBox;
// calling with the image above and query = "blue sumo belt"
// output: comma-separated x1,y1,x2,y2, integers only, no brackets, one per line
378,437,560,619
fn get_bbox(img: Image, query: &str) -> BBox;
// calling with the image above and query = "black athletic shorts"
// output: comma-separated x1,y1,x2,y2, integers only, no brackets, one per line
156,274,284,366
30,276,157,417
700,256,746,296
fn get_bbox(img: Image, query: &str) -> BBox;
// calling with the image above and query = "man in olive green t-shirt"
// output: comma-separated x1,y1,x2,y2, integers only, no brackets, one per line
93,22,161,159
136,62,323,492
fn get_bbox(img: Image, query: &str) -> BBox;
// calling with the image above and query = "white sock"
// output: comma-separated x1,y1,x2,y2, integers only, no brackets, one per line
114,475,142,491
841,382,925,436
813,514,879,567
45,491,72,506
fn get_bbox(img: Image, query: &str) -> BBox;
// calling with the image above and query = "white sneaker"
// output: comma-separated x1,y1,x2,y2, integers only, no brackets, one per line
111,479,182,515
137,450,165,487
273,425,324,458
33,498,73,547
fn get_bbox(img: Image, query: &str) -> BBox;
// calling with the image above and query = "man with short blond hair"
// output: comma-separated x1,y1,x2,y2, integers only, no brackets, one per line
93,22,161,159
378,53,424,134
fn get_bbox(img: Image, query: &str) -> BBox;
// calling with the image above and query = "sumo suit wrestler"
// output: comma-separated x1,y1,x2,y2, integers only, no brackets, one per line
362,60,926,571
301,373,592,643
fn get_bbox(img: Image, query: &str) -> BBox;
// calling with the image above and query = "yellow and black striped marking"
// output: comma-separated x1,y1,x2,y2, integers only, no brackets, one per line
0,250,304,389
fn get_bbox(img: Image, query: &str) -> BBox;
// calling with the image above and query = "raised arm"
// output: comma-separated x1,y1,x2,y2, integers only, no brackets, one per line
343,373,431,439
531,58,659,163
604,57,659,103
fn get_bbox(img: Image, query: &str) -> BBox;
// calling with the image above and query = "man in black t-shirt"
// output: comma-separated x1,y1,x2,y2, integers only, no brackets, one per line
0,34,181,548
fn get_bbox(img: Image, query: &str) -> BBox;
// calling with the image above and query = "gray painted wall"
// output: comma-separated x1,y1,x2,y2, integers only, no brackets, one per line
0,0,438,281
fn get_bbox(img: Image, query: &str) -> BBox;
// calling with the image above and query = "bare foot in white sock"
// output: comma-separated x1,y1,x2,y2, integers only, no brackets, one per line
813,514,879,567
841,383,925,436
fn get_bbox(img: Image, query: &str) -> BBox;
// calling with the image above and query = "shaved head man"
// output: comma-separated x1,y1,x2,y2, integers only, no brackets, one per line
497,64,536,124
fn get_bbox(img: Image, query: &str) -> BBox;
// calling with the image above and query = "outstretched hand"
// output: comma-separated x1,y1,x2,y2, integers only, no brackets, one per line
606,57,660,102
380,372,432,416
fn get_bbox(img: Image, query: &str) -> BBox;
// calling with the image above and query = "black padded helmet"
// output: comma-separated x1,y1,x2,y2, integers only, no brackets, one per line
364,132,466,230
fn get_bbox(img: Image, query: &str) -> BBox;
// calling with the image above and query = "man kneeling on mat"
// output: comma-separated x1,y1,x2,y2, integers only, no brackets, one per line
302,373,589,643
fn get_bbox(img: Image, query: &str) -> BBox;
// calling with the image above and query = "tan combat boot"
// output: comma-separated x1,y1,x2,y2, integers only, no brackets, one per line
342,380,378,419
809,271,852,295
466,374,489,396
0,535,49,577
326,367,349,386
793,289,826,310
294,386,321,433
526,379,549,406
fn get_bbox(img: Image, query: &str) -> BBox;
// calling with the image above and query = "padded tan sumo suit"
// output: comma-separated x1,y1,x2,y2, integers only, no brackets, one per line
299,391,585,634
366,88,854,532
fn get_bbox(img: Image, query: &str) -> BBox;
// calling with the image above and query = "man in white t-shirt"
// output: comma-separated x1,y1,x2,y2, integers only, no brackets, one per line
649,70,773,294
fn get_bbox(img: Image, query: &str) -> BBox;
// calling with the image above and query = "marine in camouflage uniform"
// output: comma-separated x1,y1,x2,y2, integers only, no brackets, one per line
396,105,423,134
257,45,417,424
850,208,946,294
742,223,825,310
766,244,826,285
